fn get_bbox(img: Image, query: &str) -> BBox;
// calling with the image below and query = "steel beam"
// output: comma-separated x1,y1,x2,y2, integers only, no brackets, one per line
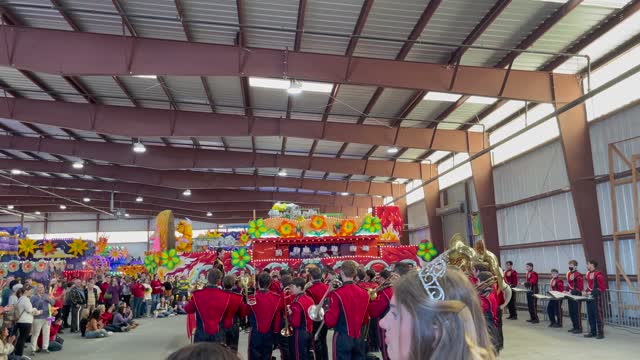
0,25,572,103
551,74,607,274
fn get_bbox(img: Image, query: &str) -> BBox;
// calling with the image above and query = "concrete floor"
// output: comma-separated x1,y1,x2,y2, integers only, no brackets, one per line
39,315,638,360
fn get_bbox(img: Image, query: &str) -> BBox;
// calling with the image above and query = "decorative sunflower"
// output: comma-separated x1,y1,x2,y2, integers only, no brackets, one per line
68,239,89,257
361,215,382,234
231,248,251,269
41,241,57,256
417,241,438,262
36,260,48,273
248,219,267,239
239,232,251,246
18,238,39,257
339,220,357,236
310,215,327,230
278,220,297,238
161,249,180,270
21,261,34,273
7,260,19,273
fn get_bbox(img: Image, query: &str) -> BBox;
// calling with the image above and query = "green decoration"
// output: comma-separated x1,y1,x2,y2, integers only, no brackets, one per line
144,255,157,273
361,215,382,234
247,219,268,239
231,248,251,268
161,248,181,270
417,241,438,262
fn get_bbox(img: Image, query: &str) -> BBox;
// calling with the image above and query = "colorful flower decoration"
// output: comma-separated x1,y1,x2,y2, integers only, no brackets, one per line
248,219,267,239
109,247,121,260
144,255,157,274
417,241,438,262
95,236,108,254
18,238,39,257
68,239,89,257
41,241,57,256
21,261,34,273
239,232,251,246
278,220,297,238
310,215,327,230
0,266,7,278
361,215,382,234
161,249,180,271
339,219,357,236
231,248,251,269
175,240,191,253
7,260,19,273
36,260,48,273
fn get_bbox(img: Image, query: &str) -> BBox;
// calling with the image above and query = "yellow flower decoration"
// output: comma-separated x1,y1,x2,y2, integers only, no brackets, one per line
68,239,89,257
278,220,297,238
41,241,57,256
339,220,357,236
310,215,327,230
239,232,250,245
18,238,39,257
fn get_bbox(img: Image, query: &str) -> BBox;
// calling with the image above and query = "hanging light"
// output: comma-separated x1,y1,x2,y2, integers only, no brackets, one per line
7,205,14,210
278,170,287,177
136,196,144,202
386,147,399,154
340,192,349,196
183,189,192,196
72,161,84,169
59,205,67,210
206,212,213,217
34,211,41,215
124,213,130,217
132,141,146,153
82,197,91,203
10,169,22,175
287,80,303,95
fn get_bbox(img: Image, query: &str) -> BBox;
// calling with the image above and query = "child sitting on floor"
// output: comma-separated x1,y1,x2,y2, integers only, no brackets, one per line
174,296,187,315
85,309,110,338
80,309,90,337
155,297,175,318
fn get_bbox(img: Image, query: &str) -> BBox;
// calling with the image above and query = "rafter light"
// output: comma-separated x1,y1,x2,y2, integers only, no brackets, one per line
83,197,91,203
10,169,22,175
183,189,192,196
136,196,144,203
59,205,67,210
72,161,84,169
132,141,146,154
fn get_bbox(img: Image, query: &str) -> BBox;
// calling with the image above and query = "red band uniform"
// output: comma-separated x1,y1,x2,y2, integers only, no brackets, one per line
547,278,564,327
585,270,606,337
525,270,539,322
185,285,233,343
306,280,329,360
275,285,294,360
566,270,584,332
324,281,370,360
490,285,505,351
288,293,315,360
246,289,283,360
367,285,393,360
504,269,518,319
222,287,245,350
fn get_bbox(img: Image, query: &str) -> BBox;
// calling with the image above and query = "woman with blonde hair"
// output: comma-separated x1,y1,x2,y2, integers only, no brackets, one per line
380,254,496,360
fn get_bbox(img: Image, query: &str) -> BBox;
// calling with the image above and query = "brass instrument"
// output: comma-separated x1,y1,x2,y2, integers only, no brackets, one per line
368,273,400,301
475,275,497,293
311,279,342,341
280,286,293,337
239,274,256,306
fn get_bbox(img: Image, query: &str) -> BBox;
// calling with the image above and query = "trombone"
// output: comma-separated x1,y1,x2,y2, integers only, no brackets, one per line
239,274,257,306
368,273,400,301
281,285,293,337
308,279,342,341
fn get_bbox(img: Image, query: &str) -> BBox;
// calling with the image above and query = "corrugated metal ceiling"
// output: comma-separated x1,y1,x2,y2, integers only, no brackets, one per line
300,0,365,55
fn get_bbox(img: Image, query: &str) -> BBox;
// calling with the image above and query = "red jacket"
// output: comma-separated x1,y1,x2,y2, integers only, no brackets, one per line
151,280,164,295
305,281,329,305
487,292,499,327
269,280,283,294
99,282,109,303
368,286,393,319
469,275,479,286
566,270,584,293
324,282,369,339
185,287,231,335
290,293,314,333
550,278,564,292
131,283,145,298
586,271,606,294
222,291,245,330
503,269,518,287
247,289,282,334
526,271,538,287
100,311,113,325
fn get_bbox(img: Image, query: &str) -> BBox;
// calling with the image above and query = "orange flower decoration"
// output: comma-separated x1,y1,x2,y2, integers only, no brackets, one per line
41,241,57,256
310,215,327,230
278,220,297,238
339,219,357,236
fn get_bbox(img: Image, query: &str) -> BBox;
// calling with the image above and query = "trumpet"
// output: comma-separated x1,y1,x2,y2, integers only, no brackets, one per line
281,286,293,337
308,279,342,322
239,274,257,306
368,273,400,300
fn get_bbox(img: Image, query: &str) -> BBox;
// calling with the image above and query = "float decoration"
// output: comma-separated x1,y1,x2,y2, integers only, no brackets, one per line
277,220,298,238
41,241,57,256
231,248,251,269
338,219,357,236
18,238,39,257
7,260,19,272
357,215,382,235
144,254,159,274
239,232,250,246
373,206,404,235
21,260,34,273
0,266,7,278
84,256,110,273
248,219,268,239
68,239,89,257
116,265,147,278
95,236,108,254
379,224,400,243
36,260,48,273
175,218,193,253
161,249,181,271
417,241,438,262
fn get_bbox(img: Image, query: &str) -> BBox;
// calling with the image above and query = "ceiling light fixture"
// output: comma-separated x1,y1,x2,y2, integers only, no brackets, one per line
34,211,41,215
72,161,84,169
287,80,303,95
136,196,144,202
423,92,462,102
59,205,67,210
206,212,213,217
132,75,157,79
183,189,192,196
278,170,287,177
124,213,130,217
82,197,91,203
7,205,14,210
132,141,146,154
10,169,22,175
340,192,349,196
386,147,399,154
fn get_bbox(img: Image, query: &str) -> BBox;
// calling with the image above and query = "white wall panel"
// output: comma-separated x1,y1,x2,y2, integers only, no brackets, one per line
409,228,430,245
604,239,637,276
101,219,149,232
443,182,468,242
49,220,96,234
589,104,640,176
596,181,640,235
468,180,478,213
493,141,569,204
497,192,579,246
407,201,428,229
501,243,587,274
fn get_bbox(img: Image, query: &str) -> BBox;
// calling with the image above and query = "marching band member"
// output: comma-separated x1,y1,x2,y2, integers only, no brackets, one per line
523,262,539,324
504,261,518,320
565,259,584,334
270,271,283,294
477,271,499,353
222,275,244,351
367,270,394,360
547,269,564,328
364,270,378,289
274,275,294,360
246,272,283,360
287,277,315,360
305,266,329,360
185,269,233,343
324,260,370,360
584,260,606,339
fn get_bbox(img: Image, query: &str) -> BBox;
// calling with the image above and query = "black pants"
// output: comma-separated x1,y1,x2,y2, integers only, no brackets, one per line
224,324,240,351
568,298,582,331
249,329,273,360
274,332,290,360
332,332,365,360
496,309,504,350
70,304,82,332
507,293,517,318
526,290,539,321
289,329,311,360
587,294,604,336
312,322,328,360
61,304,71,328
547,299,563,326
14,322,31,356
